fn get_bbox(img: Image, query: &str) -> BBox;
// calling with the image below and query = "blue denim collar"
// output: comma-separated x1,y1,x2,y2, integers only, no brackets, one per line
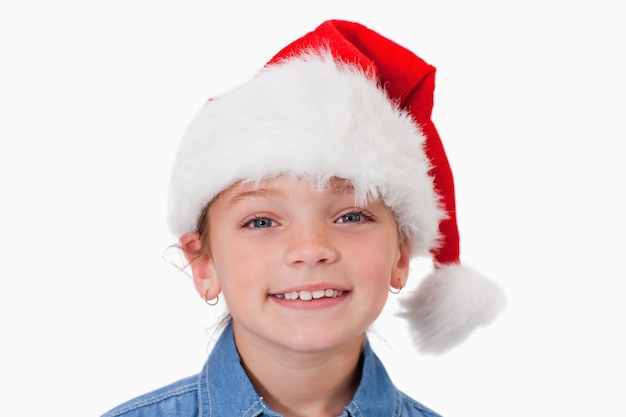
200,323,400,417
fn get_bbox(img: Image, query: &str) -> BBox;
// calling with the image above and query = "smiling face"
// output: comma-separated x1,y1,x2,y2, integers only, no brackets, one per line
185,175,410,355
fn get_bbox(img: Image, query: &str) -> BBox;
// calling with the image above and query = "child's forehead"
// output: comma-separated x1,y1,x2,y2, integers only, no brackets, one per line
209,176,367,211
223,176,355,196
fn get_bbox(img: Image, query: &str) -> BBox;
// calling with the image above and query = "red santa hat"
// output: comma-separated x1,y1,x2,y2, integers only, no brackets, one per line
167,20,505,353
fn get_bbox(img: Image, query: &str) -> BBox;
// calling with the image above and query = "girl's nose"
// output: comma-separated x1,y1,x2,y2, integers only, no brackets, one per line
283,225,339,267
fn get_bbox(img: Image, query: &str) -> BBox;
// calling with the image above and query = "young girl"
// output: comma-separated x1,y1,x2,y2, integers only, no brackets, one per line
102,19,505,417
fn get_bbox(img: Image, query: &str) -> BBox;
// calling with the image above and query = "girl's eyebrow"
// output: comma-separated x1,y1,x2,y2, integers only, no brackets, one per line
225,179,355,207
329,181,355,193
227,188,288,207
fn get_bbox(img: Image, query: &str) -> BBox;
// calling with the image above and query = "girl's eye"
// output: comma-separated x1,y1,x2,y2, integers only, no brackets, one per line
245,217,276,228
339,213,362,223
337,211,372,224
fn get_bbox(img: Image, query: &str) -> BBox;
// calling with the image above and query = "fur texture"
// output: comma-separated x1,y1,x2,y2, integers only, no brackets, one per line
399,264,507,353
167,52,445,258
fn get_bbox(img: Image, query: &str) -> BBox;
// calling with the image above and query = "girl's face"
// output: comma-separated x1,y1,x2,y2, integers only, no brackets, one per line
190,175,410,355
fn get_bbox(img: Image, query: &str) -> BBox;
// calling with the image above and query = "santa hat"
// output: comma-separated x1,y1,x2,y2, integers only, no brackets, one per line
167,20,505,353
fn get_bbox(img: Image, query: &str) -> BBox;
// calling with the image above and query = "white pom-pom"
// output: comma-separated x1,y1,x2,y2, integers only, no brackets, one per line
398,264,506,354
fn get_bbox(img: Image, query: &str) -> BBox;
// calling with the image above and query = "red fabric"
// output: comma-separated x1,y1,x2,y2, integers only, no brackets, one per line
267,20,460,266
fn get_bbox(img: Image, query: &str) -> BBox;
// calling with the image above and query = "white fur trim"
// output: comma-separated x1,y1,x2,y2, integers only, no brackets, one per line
399,264,507,353
167,52,445,257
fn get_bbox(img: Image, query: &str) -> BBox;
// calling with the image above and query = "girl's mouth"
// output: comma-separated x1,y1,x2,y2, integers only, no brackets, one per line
272,289,344,301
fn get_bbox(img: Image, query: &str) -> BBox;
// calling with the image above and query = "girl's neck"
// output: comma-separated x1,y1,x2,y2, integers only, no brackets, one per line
233,325,365,417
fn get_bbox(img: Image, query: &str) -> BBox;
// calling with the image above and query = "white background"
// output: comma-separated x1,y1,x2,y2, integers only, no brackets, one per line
2,1,625,416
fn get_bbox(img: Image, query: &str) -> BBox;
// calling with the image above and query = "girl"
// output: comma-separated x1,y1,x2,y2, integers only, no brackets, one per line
102,19,505,417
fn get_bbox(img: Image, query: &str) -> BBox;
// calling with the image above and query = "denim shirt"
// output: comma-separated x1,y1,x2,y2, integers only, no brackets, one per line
102,324,441,417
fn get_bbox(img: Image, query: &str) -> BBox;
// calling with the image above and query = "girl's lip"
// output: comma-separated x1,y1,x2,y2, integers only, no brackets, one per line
271,283,350,294
269,283,351,304
269,290,350,309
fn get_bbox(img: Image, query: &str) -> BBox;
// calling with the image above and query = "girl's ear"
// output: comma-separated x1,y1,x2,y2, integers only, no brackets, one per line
391,239,411,290
179,232,221,301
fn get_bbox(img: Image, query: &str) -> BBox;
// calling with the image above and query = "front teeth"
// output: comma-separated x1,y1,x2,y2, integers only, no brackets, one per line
275,289,343,300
